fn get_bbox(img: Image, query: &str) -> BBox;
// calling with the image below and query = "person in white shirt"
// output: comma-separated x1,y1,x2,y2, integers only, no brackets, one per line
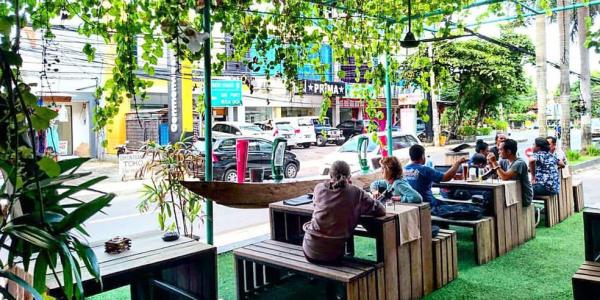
547,136,567,168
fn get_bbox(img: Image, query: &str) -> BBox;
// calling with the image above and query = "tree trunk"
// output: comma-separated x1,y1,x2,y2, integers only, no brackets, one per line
428,45,441,146
558,0,571,150
535,15,548,137
578,1,592,150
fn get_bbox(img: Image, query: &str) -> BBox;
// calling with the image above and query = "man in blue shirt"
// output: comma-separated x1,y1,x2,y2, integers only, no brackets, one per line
404,145,467,207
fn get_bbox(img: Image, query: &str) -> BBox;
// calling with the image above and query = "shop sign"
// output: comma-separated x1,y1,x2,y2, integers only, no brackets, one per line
118,152,148,181
337,98,362,108
58,141,68,155
345,83,376,99
397,93,422,105
212,80,242,107
300,80,345,96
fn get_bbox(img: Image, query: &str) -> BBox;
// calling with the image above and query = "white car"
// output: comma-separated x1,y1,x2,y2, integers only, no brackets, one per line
212,122,267,137
320,132,421,175
274,117,317,148
255,121,299,148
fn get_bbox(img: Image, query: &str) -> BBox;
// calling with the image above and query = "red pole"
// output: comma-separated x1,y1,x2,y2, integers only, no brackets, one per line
379,135,388,157
236,139,249,183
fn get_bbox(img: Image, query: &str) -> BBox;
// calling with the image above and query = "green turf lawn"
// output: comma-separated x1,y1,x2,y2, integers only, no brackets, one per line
90,212,585,300
570,155,598,166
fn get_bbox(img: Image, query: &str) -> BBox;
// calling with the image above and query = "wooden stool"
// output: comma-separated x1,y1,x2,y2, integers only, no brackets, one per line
432,216,496,265
573,261,600,300
234,240,382,300
521,204,536,241
533,195,559,227
432,229,458,289
573,180,585,212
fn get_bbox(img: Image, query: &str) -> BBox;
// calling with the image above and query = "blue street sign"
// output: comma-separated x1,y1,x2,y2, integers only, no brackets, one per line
212,80,242,107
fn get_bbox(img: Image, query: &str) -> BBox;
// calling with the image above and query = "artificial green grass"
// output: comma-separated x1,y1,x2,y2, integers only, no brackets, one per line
90,213,585,300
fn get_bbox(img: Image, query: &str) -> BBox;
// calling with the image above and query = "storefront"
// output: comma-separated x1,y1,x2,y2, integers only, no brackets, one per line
42,96,91,157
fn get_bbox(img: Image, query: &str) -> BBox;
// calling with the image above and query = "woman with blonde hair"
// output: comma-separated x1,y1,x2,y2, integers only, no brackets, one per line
302,160,385,264
370,156,422,203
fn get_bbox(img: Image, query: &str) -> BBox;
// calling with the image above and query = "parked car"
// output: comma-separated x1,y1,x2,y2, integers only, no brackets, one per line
320,132,421,175
336,119,371,141
392,118,426,134
592,118,600,137
274,117,317,148
192,136,300,182
212,122,266,137
255,121,299,148
309,116,345,146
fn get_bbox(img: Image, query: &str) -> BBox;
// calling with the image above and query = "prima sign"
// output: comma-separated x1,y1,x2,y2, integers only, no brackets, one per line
299,80,346,96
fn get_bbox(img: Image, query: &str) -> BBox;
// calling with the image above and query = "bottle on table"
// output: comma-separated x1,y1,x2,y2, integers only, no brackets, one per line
426,155,434,168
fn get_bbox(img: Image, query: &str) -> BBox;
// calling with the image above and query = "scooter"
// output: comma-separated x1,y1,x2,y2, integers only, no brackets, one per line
115,141,131,157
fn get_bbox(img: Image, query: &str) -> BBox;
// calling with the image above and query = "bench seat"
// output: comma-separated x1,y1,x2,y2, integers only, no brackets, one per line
572,261,600,300
533,195,559,227
573,180,585,213
432,229,458,289
234,240,382,299
432,216,496,265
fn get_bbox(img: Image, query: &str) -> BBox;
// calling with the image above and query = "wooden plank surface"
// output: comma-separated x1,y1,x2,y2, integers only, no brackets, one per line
383,219,400,300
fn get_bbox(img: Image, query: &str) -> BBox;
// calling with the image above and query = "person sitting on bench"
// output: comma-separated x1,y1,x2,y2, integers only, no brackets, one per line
370,156,423,203
404,145,466,208
547,136,567,168
302,160,386,265
487,139,533,207
529,137,560,197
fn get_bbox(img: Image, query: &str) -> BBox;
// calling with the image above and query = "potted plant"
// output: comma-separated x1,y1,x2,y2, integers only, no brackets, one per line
137,136,204,240
0,49,114,299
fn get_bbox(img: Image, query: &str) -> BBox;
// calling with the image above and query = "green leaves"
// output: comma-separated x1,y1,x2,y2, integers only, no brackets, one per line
2,225,59,250
0,270,44,300
37,157,60,178
30,106,58,130
54,193,115,233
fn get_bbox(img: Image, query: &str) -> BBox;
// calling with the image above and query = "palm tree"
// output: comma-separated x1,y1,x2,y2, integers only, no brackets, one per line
557,0,571,150
577,0,592,150
535,14,548,137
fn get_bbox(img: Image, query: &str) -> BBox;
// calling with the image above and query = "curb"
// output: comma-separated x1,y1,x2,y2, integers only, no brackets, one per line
572,157,600,172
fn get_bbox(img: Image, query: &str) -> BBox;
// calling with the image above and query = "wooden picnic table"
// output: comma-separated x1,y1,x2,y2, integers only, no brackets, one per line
45,231,217,300
434,180,535,257
269,201,434,299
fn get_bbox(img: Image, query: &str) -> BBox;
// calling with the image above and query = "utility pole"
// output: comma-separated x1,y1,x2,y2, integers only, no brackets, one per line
203,0,214,245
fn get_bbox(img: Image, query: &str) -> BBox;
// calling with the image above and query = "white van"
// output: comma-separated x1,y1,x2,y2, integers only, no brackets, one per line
274,117,317,148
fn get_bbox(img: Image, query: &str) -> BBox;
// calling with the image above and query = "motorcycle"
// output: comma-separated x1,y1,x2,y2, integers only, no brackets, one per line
115,141,131,157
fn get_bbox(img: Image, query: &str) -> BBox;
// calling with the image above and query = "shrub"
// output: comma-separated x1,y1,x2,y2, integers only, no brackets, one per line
476,127,493,136
585,145,600,156
458,125,477,136
566,150,581,162
494,120,509,131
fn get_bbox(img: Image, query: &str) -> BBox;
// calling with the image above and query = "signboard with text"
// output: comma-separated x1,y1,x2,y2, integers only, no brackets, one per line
212,80,242,107
299,80,345,96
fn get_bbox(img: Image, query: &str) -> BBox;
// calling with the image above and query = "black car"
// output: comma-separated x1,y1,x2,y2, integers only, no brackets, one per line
336,119,370,141
193,136,300,182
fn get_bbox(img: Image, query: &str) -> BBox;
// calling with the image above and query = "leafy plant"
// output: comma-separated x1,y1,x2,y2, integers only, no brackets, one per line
457,125,477,137
566,150,582,162
0,48,114,299
137,137,203,238
584,145,600,157
476,127,493,136
494,120,509,131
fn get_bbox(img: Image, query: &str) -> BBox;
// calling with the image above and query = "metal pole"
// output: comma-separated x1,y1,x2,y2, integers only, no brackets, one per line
385,54,393,156
203,1,214,245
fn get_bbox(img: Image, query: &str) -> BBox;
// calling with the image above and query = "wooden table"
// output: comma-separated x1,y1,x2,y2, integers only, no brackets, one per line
46,232,217,300
269,201,433,299
435,180,535,257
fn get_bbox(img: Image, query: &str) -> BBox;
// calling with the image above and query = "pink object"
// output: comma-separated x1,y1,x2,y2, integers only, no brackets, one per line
525,147,533,159
236,139,249,183
379,135,388,157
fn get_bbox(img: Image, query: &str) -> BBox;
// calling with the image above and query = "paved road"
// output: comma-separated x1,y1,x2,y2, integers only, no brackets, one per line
76,129,600,243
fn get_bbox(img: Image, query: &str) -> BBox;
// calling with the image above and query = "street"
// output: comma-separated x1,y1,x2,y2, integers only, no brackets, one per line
78,129,599,245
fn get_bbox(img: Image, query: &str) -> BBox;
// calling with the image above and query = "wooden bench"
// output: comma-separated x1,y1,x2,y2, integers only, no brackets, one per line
533,195,560,227
521,204,536,241
234,240,382,300
432,216,496,265
573,180,585,212
45,232,217,300
558,167,575,221
432,229,458,289
572,261,600,300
